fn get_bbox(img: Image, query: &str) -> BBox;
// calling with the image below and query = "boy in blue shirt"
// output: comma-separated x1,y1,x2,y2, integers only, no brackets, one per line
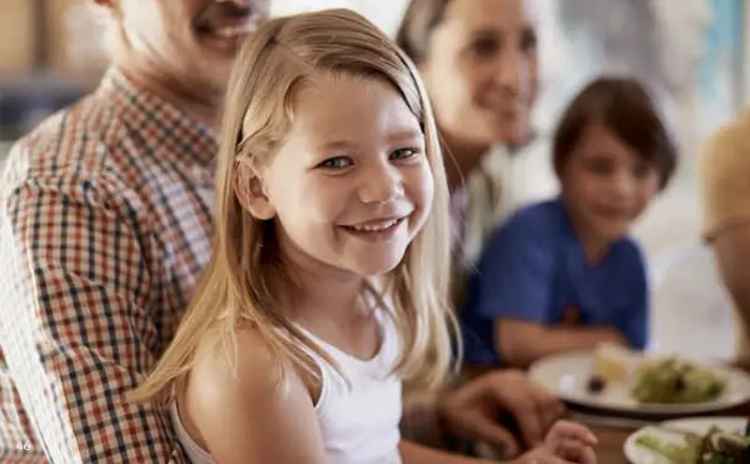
462,77,678,368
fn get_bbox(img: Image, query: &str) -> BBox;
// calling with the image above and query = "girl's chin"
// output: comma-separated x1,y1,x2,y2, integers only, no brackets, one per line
354,258,404,277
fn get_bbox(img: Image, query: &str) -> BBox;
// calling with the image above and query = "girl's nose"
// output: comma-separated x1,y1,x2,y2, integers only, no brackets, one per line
358,163,403,204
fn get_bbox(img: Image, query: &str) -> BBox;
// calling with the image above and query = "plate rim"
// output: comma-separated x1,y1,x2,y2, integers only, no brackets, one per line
528,350,750,415
623,416,748,464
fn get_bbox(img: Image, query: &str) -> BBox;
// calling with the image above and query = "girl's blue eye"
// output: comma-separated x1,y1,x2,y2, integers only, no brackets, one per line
390,147,420,161
318,157,353,169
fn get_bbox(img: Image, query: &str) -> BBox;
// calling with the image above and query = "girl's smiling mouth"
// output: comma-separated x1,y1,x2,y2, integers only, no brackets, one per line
339,216,409,239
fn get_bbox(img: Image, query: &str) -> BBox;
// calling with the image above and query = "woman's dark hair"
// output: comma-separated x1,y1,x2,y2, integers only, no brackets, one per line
553,76,677,189
395,0,453,65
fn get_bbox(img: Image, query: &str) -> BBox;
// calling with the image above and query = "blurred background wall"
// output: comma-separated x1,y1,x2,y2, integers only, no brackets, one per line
0,0,108,149
0,0,748,359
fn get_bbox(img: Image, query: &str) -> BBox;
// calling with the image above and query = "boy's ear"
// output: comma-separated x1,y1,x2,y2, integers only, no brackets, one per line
234,161,276,220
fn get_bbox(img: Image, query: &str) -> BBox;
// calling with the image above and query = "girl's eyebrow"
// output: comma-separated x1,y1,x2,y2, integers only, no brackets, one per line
315,129,422,152
316,140,357,153
387,129,423,144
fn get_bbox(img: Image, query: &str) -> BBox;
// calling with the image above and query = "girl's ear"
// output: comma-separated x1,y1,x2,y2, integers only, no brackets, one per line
234,160,276,220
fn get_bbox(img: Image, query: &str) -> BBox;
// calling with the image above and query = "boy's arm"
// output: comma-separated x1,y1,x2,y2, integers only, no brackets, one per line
496,319,626,368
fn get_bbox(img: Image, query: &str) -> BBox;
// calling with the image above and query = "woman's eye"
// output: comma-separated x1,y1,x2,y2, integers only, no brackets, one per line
471,38,499,57
390,147,420,161
318,157,353,169
520,28,537,52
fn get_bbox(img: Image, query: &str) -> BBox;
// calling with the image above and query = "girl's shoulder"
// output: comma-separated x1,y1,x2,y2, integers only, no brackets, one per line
182,327,327,463
187,327,313,417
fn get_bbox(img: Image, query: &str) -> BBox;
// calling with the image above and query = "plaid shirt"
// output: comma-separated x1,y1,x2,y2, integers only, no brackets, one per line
0,68,216,463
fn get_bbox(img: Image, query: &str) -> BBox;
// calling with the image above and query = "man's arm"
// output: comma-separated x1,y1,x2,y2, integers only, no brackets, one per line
437,369,564,458
1,179,184,463
399,438,592,464
400,439,495,463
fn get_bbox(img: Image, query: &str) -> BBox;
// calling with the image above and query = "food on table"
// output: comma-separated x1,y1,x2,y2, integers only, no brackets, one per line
588,343,639,393
586,375,606,394
632,358,726,404
592,343,638,383
636,423,750,463
586,344,728,404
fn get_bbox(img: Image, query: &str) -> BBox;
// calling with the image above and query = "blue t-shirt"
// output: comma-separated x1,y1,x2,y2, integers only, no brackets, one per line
461,198,649,366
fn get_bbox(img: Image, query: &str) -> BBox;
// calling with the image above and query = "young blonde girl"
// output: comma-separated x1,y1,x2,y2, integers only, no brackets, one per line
131,9,596,464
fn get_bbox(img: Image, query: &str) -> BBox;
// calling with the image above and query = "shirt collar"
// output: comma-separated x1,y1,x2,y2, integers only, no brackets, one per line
97,67,218,166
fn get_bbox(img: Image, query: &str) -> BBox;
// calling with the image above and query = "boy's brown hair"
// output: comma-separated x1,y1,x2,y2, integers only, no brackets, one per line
553,76,677,189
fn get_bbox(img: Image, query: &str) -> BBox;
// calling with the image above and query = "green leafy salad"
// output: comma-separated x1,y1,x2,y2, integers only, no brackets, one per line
636,425,750,463
632,358,726,404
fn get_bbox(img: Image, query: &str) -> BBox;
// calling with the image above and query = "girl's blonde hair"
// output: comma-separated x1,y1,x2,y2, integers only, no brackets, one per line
131,8,458,404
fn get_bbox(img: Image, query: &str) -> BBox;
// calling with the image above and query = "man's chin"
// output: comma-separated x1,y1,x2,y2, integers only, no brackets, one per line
190,61,234,96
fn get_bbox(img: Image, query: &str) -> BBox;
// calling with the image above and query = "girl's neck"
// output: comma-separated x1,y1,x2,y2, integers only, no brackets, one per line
276,239,369,328
440,129,491,193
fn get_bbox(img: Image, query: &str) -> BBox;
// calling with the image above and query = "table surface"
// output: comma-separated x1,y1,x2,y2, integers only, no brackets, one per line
582,359,750,463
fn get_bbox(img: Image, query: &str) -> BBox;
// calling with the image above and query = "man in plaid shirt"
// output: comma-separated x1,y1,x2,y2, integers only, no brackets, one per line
0,0,563,462
0,1,270,462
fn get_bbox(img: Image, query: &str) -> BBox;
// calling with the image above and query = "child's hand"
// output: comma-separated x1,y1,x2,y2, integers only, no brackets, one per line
541,420,597,464
508,420,598,463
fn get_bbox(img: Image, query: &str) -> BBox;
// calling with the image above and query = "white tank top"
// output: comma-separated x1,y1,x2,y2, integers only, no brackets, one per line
171,310,403,464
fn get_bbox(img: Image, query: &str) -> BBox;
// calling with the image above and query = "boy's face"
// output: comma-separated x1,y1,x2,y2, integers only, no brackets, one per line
561,123,660,243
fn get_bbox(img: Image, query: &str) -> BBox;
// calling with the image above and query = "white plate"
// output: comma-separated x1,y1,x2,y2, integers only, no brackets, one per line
528,351,750,415
624,416,748,464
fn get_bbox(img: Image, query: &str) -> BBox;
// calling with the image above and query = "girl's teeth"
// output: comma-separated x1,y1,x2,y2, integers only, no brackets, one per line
351,219,399,232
